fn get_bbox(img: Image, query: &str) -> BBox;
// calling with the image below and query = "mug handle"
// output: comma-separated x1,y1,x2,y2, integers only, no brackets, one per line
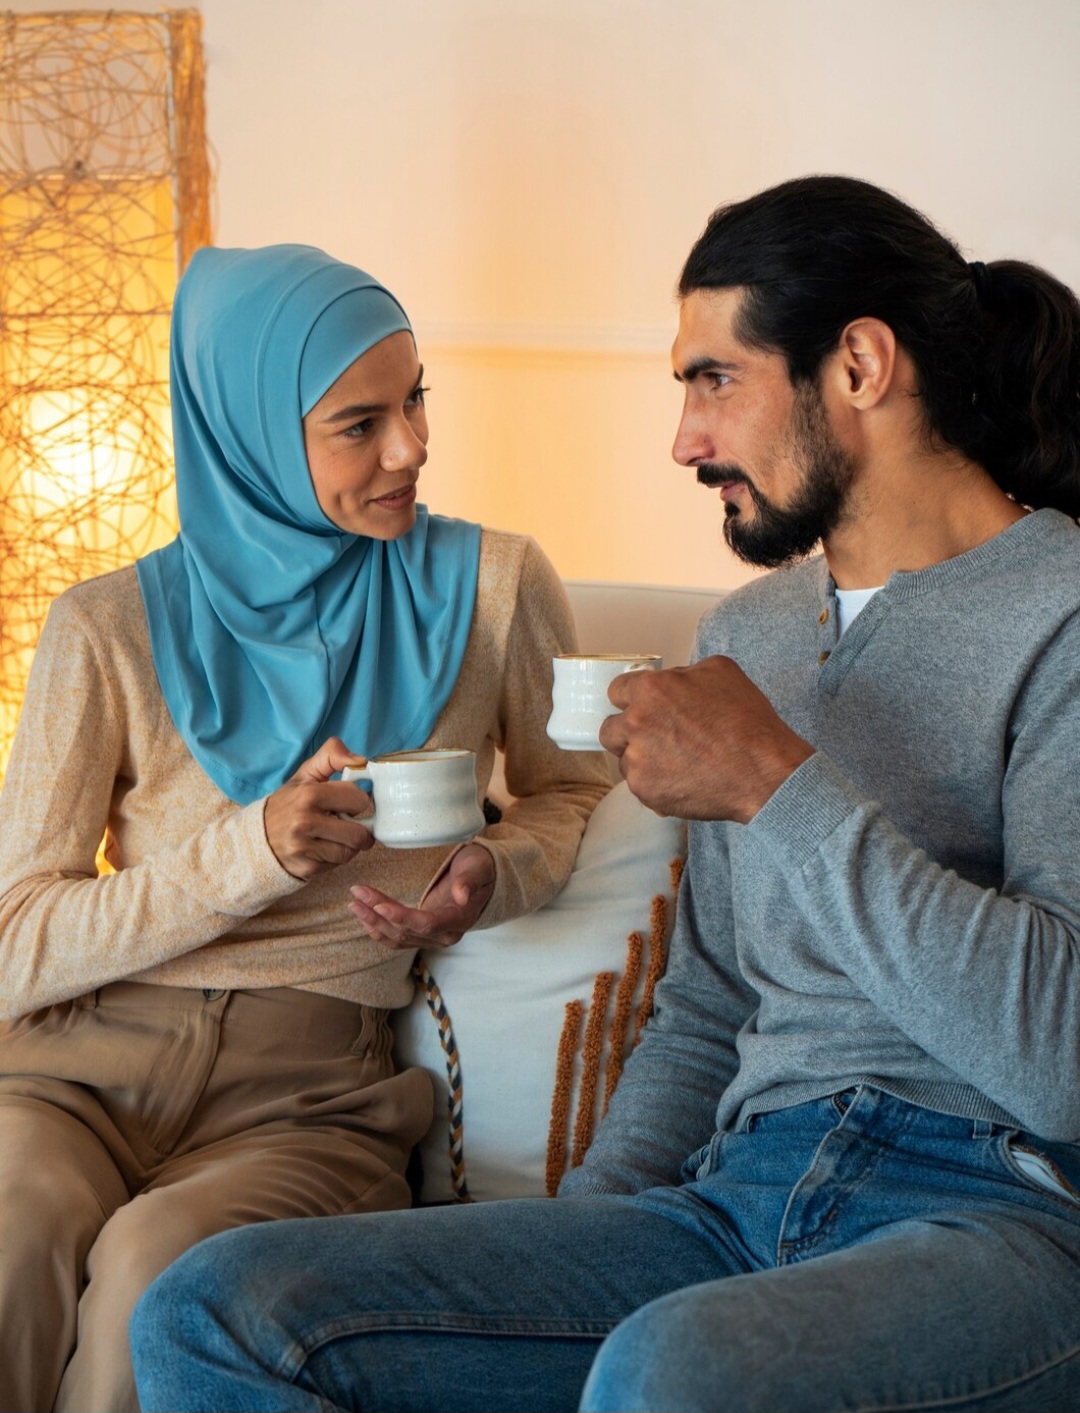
340,764,376,832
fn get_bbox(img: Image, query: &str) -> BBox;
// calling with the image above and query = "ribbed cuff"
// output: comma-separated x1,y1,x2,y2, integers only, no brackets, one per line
749,750,862,869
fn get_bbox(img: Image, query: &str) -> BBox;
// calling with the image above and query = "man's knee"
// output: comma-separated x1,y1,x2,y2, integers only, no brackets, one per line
130,1226,258,1365
129,1244,201,1349
580,1283,804,1413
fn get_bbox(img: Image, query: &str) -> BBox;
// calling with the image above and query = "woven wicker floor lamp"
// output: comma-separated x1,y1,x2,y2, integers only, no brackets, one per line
0,7,212,780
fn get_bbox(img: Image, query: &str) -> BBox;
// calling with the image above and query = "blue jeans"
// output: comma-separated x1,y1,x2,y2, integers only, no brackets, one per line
130,1087,1080,1411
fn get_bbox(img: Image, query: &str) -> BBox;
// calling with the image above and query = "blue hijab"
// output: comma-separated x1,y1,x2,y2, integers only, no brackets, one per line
136,244,481,804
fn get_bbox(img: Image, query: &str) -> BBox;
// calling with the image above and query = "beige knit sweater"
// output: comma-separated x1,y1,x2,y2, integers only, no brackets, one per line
0,528,611,1019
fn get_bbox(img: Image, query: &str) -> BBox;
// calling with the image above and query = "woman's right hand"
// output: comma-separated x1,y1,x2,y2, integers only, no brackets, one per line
263,738,375,880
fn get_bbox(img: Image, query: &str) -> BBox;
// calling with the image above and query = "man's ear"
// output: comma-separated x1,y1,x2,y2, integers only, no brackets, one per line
829,318,898,409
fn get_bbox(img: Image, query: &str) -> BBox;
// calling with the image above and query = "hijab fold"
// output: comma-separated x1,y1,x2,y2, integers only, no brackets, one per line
137,244,481,804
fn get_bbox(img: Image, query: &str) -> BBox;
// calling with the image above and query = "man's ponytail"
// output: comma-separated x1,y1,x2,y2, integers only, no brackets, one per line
968,260,1080,516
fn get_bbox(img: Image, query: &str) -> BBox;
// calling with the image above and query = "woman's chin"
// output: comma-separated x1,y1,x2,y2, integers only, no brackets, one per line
341,503,419,540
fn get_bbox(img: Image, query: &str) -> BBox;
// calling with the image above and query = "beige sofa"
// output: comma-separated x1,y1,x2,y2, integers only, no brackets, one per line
393,578,722,1205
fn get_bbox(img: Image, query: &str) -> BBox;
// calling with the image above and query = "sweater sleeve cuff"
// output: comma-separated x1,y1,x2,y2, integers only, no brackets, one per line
748,750,863,869
466,836,513,927
415,836,511,929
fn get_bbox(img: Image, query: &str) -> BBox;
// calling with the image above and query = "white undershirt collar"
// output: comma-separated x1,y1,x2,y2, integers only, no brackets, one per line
834,584,884,636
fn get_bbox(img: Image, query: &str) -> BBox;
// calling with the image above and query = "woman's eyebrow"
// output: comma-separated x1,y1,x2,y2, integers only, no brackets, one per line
320,366,424,421
322,401,385,422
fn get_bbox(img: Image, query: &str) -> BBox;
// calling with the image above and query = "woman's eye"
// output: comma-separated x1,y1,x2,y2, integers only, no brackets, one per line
343,417,376,439
408,384,430,407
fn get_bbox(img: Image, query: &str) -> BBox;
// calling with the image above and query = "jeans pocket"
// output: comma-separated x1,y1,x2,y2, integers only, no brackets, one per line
1001,1133,1080,1205
681,1132,723,1184
831,1087,857,1118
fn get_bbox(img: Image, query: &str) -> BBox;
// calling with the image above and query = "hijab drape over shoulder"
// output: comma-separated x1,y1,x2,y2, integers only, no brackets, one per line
136,244,481,804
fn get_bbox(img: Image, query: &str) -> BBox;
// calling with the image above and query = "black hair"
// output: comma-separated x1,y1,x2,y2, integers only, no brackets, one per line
678,175,1080,517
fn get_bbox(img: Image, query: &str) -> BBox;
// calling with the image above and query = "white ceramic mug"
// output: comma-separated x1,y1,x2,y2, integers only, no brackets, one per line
341,749,485,849
546,654,662,751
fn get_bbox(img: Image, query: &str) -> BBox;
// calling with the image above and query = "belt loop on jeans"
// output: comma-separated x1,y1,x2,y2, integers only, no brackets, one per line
972,1117,995,1139
75,989,100,1010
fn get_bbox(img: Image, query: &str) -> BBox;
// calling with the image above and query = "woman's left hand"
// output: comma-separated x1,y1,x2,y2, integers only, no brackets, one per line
348,844,496,951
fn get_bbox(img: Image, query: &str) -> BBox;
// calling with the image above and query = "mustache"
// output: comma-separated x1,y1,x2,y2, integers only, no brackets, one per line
696,462,750,489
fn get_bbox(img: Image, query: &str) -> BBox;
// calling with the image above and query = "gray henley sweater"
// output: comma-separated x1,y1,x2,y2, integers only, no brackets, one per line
563,508,1080,1197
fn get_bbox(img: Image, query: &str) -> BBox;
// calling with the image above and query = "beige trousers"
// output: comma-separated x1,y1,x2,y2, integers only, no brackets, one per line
0,981,433,1413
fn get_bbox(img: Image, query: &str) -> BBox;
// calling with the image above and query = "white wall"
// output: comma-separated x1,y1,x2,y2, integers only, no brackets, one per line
12,0,1080,588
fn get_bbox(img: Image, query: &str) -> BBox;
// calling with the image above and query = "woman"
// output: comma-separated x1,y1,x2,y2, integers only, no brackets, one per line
0,244,610,1413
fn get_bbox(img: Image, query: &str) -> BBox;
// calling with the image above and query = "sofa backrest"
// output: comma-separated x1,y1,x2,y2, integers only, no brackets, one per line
564,579,723,668
397,579,726,1205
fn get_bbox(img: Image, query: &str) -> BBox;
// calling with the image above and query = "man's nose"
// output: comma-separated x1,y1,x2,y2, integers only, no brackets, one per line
672,406,712,467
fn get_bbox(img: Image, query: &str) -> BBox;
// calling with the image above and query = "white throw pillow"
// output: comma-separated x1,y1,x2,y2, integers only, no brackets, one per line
393,781,687,1203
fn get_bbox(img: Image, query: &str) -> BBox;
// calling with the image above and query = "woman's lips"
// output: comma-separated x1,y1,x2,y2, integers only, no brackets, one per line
370,484,417,511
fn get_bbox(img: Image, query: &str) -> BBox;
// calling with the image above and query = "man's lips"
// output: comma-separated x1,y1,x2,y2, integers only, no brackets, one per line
697,467,749,497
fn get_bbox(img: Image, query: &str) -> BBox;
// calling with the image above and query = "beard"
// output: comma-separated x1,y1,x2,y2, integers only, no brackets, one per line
697,381,857,570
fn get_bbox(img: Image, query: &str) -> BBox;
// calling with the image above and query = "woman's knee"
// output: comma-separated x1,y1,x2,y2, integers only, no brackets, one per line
86,1185,293,1330
0,1096,127,1233
0,1160,122,1272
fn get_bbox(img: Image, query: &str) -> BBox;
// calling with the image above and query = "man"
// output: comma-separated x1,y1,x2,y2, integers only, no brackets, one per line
131,175,1080,1412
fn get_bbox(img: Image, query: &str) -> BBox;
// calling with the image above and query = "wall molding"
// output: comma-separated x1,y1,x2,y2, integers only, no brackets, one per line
413,320,673,359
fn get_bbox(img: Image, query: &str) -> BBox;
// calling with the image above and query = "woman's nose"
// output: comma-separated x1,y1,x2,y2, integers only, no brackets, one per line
381,421,428,472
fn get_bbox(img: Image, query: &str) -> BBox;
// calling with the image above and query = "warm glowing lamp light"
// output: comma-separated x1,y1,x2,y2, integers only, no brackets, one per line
0,8,211,781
